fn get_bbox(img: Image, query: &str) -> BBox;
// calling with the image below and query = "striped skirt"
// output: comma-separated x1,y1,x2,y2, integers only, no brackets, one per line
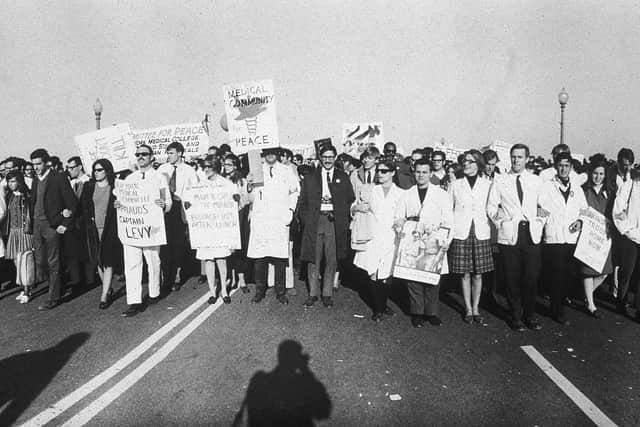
6,228,33,260
448,224,494,274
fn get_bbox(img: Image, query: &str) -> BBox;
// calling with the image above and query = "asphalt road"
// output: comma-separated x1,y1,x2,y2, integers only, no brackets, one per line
0,272,638,427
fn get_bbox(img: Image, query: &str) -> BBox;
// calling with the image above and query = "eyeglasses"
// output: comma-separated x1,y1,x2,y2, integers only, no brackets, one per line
463,160,476,164
93,168,104,172
135,152,151,158
66,164,79,170
433,158,444,162
376,169,392,174
320,156,335,160
223,163,235,167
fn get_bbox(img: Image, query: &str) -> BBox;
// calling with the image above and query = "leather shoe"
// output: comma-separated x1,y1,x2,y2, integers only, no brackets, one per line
38,300,60,311
511,321,526,332
383,306,395,316
252,293,265,303
525,319,543,330
121,305,141,317
148,296,160,305
473,315,485,324
372,312,384,322
425,315,442,326
463,315,473,324
411,316,424,328
172,282,182,292
322,296,334,308
588,309,603,319
208,295,218,305
303,296,318,307
553,316,570,326
222,296,231,304
276,294,289,305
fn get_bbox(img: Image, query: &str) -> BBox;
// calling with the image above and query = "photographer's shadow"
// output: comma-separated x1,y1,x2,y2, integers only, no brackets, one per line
233,340,331,427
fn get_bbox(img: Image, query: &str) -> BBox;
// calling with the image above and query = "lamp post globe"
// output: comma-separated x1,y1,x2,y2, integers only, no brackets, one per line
93,98,103,130
558,88,568,144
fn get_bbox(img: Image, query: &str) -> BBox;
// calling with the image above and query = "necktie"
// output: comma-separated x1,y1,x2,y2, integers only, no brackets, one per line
327,172,332,191
516,175,523,205
269,166,274,178
169,165,177,194
141,172,145,180
367,171,372,184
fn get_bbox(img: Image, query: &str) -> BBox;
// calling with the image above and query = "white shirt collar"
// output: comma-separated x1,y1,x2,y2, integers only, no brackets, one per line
38,169,51,181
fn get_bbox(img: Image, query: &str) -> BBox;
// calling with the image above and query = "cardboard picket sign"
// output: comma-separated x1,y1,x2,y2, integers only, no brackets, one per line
113,179,167,247
75,123,136,172
131,123,209,162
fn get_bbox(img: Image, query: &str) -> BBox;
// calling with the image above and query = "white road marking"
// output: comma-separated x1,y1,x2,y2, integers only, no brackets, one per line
20,292,211,427
61,291,234,426
521,345,618,427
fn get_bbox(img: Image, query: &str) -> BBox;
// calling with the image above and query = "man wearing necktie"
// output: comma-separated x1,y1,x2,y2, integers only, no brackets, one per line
299,145,355,308
158,142,198,292
487,144,547,331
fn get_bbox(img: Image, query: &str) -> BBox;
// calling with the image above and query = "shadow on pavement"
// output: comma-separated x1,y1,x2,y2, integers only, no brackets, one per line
233,340,331,427
0,332,90,426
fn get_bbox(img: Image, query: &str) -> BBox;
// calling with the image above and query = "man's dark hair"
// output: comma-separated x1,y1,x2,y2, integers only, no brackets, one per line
618,148,635,164
30,148,50,162
482,149,499,163
166,142,185,154
384,142,397,152
413,158,432,170
551,143,571,158
554,151,573,166
432,150,446,161
319,145,337,157
510,143,530,158
280,148,293,160
137,144,154,154
67,156,83,166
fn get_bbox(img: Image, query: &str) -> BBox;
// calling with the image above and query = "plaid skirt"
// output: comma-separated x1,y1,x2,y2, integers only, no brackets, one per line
449,224,494,274
6,228,33,260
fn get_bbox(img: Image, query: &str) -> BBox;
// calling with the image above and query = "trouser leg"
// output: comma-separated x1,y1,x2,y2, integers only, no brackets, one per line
124,245,144,305
499,244,523,322
616,235,638,306
308,228,324,297
43,226,62,302
321,217,337,297
272,258,286,296
144,246,161,299
254,258,268,296
407,281,425,315
423,282,440,316
521,243,541,321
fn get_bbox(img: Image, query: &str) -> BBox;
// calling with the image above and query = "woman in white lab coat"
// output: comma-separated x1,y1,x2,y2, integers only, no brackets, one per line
353,158,405,322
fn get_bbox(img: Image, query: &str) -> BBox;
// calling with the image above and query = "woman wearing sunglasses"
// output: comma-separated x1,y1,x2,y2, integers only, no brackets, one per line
353,157,405,322
448,150,494,324
79,159,122,309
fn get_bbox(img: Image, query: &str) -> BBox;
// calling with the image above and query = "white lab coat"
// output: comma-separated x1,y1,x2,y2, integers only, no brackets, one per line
395,185,454,275
613,180,640,244
353,184,405,279
538,177,588,244
247,162,300,259
0,196,5,258
486,171,546,245
449,177,492,240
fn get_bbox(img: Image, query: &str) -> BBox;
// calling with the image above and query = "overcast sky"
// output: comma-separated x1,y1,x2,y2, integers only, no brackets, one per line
1,0,639,161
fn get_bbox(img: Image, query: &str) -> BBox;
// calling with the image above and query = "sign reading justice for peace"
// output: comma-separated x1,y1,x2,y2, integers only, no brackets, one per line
114,179,167,247
223,79,279,154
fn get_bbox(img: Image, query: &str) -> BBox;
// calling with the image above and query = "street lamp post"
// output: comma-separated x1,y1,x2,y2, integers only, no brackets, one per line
93,98,103,130
558,88,568,145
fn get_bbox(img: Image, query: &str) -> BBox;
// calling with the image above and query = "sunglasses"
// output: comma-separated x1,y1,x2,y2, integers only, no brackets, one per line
93,167,105,172
66,164,79,170
376,168,392,174
135,152,151,158
203,164,214,169
223,163,235,167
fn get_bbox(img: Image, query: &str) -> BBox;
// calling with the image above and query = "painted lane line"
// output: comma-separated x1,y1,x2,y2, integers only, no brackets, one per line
521,345,617,427
61,291,234,427
21,292,210,427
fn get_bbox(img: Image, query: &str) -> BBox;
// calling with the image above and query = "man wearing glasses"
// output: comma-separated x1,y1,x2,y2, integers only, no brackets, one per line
29,148,77,310
429,151,447,185
66,156,90,198
299,145,355,308
158,142,198,291
116,144,172,317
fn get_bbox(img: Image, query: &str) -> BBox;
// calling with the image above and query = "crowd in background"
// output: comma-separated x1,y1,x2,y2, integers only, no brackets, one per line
1,140,639,331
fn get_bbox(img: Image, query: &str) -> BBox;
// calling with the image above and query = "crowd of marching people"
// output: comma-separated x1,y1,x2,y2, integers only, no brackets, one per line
1,139,639,332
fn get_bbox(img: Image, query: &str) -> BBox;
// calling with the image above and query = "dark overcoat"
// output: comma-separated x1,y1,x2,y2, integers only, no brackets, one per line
78,180,122,269
299,168,355,263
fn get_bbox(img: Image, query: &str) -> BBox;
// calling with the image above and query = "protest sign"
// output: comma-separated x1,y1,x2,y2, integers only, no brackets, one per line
114,179,167,247
183,182,240,250
574,207,612,274
131,123,209,162
393,221,451,285
223,79,279,154
75,123,136,172
342,122,383,156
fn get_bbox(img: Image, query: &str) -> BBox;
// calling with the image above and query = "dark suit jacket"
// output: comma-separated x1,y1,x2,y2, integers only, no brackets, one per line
299,167,355,263
30,169,77,228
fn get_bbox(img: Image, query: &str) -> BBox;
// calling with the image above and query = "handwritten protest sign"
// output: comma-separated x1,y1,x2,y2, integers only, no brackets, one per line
223,79,279,154
183,182,240,250
575,207,612,273
393,221,451,285
75,123,136,172
114,179,167,247
342,122,384,156
131,123,209,162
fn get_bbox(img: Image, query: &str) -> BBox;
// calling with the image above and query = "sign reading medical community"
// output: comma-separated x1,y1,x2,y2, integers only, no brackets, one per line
131,123,209,162
114,180,167,247
75,123,137,172
223,79,279,154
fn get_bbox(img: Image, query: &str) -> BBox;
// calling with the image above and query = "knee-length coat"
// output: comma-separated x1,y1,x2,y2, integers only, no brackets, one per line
299,167,355,263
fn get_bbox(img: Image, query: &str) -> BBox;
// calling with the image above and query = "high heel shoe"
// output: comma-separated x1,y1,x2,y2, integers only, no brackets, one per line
99,288,113,310
222,296,231,304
